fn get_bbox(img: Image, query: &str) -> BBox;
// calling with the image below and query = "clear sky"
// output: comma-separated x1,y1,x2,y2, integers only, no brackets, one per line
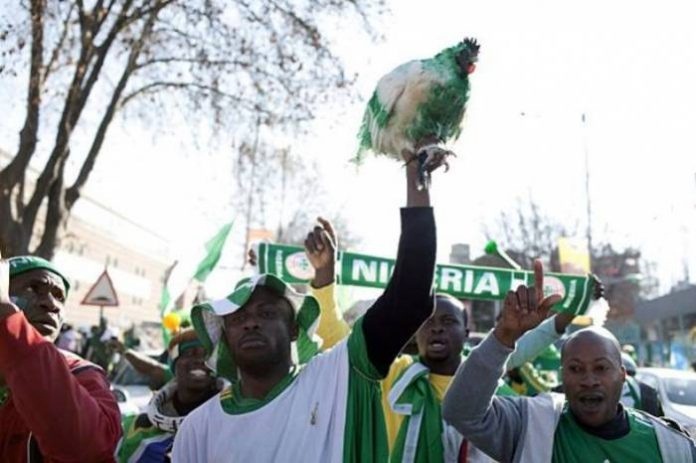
1,0,695,298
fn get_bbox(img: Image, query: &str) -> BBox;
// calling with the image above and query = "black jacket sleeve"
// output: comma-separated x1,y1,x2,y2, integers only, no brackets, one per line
361,207,436,376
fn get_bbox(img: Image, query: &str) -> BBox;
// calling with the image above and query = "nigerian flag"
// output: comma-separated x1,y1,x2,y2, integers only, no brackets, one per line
160,222,233,321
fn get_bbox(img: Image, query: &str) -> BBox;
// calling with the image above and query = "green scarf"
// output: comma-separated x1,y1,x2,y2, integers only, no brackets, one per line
389,361,446,463
257,243,597,316
389,359,517,463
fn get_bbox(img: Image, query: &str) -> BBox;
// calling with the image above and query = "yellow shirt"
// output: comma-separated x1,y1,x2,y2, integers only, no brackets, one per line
312,283,453,451
380,356,453,450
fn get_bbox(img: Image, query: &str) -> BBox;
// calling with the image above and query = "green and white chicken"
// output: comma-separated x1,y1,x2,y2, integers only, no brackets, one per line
356,38,480,188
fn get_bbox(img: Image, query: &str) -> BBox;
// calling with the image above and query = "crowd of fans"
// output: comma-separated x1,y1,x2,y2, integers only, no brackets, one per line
1,162,694,462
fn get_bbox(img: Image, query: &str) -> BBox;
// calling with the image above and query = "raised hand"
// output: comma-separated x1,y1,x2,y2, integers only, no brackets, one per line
304,217,337,288
493,260,562,348
590,273,605,300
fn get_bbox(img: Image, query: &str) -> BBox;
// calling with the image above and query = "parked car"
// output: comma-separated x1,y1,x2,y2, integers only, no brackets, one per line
110,354,159,417
636,367,696,435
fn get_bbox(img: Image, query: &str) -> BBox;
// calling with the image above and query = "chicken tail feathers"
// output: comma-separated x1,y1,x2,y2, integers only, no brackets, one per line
354,92,391,162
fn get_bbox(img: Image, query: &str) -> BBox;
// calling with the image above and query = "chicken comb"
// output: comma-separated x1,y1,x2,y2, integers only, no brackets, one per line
462,37,480,56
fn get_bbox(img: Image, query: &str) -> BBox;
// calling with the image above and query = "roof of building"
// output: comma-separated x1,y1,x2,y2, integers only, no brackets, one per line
635,285,696,323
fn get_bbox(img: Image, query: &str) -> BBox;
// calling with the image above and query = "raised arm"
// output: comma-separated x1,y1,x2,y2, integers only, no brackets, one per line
443,260,562,461
507,312,572,369
0,256,120,461
304,217,350,349
109,338,170,389
361,161,437,376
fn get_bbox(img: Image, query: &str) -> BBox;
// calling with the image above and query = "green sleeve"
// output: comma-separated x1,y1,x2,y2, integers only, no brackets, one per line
347,317,384,381
343,316,390,462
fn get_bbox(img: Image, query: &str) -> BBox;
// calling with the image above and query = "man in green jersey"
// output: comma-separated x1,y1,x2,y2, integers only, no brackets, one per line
443,264,696,462
173,160,439,462
303,218,583,463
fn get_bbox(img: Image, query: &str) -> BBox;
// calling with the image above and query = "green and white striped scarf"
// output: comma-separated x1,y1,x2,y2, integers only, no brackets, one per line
389,359,518,463
191,273,322,382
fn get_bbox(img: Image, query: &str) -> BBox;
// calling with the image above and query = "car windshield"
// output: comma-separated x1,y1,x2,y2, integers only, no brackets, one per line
663,377,696,406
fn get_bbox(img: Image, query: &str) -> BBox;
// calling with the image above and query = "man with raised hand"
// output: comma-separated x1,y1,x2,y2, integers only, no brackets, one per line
304,221,584,463
442,261,696,463
172,160,438,462
0,254,121,462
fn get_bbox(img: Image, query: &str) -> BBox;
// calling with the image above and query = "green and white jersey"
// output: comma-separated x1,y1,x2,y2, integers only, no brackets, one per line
552,406,663,463
172,318,387,463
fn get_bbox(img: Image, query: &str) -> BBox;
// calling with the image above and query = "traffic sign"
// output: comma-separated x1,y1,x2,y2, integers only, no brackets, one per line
81,270,119,307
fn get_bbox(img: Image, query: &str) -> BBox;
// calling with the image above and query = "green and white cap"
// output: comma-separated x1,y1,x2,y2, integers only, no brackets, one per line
191,273,322,381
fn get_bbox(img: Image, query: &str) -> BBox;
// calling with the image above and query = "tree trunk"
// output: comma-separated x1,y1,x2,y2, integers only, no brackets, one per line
0,0,45,258
32,4,160,258
33,158,68,260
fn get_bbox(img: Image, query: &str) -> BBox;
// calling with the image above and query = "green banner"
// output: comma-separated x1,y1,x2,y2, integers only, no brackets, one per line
257,243,595,315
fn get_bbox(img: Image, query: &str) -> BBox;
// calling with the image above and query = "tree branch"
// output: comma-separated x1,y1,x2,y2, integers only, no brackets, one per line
0,0,45,189
119,81,274,114
66,3,159,210
135,56,252,70
134,56,295,95
121,0,176,29
76,0,135,111
42,3,74,85
75,0,88,42
267,0,322,49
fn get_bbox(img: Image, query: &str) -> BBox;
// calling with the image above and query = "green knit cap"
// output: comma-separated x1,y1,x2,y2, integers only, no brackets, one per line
8,256,71,295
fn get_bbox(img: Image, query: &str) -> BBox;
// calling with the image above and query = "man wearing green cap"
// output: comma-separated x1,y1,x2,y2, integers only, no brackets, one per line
0,254,121,462
173,161,438,462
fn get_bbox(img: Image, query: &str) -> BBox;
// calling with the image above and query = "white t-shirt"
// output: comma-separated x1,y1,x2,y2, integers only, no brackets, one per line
172,319,384,463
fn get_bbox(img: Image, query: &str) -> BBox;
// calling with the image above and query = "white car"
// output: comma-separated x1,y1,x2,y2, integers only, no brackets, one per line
110,356,158,417
636,367,696,436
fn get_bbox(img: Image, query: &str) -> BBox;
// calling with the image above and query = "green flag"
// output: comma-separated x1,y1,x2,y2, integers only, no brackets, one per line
193,222,234,282
159,222,233,345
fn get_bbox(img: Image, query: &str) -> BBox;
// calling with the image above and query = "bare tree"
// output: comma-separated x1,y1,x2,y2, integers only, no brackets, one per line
483,195,578,270
485,197,657,321
0,0,384,258
233,131,360,263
